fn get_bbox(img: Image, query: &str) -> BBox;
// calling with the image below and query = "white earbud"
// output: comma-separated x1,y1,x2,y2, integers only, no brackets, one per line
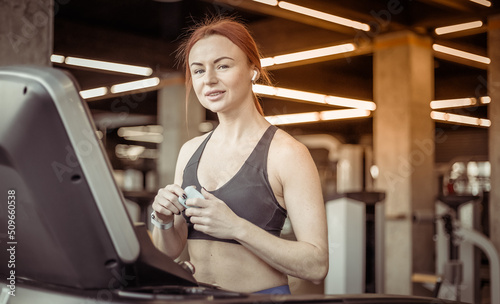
251,70,258,83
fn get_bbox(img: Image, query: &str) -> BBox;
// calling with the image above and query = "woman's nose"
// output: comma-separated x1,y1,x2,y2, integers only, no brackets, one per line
204,69,218,85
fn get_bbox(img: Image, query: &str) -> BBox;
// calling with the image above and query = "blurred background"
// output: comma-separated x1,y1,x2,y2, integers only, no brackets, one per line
2,0,500,303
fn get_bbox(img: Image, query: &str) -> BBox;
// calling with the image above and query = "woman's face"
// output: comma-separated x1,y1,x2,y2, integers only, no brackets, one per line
188,34,255,114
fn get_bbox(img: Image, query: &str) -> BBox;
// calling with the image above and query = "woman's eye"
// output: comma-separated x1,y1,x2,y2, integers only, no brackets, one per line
193,69,204,75
218,64,229,70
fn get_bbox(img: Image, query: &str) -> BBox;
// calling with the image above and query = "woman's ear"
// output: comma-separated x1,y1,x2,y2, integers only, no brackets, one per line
251,70,258,84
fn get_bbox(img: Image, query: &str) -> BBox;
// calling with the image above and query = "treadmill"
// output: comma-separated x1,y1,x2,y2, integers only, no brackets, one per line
0,66,464,304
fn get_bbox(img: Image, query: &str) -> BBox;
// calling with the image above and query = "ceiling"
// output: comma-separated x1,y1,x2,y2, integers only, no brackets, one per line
53,0,499,146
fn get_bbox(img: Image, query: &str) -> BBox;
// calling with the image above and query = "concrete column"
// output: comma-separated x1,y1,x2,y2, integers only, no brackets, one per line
157,81,205,187
0,0,53,66
373,31,435,295
337,145,364,193
488,15,500,256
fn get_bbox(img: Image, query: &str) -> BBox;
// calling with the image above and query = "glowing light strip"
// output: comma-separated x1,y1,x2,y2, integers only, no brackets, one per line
435,21,483,35
110,77,160,94
430,96,491,109
64,56,153,76
325,95,376,111
123,135,164,143
469,0,491,7
430,97,476,109
79,87,108,99
278,1,370,31
265,109,371,125
433,44,490,64
261,43,356,67
118,125,164,143
50,54,65,63
78,78,165,100
481,96,491,104
252,0,278,5
253,84,376,111
118,125,163,137
431,111,491,127
266,112,320,125
320,109,371,120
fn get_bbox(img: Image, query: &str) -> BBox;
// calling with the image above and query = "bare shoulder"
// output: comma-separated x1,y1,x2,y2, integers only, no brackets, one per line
268,128,317,182
182,132,210,152
268,128,322,210
269,128,313,162
177,132,210,165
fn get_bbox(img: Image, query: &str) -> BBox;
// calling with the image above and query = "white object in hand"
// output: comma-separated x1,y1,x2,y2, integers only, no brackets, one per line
178,186,204,208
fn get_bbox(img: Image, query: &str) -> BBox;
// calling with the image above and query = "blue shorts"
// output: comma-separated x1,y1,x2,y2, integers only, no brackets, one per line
253,285,291,294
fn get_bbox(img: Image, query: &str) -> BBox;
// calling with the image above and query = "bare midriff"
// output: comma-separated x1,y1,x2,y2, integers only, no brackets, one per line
188,239,288,293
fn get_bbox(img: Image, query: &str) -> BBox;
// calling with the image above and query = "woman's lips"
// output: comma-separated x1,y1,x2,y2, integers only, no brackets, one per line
205,90,225,101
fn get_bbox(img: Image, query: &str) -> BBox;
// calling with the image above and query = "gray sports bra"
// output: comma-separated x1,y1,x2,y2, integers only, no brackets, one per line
181,125,287,244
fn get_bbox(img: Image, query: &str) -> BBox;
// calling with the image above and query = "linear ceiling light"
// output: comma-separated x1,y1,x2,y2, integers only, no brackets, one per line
261,43,356,67
435,21,483,35
64,56,153,76
324,95,376,111
433,44,490,64
252,0,278,5
122,134,163,144
430,96,491,109
110,77,160,94
50,54,65,63
266,112,320,125
481,96,491,104
469,0,492,7
253,84,376,111
117,125,164,143
265,109,371,125
278,1,370,31
431,111,491,127
321,109,371,120
430,97,477,109
79,87,108,99
117,125,163,137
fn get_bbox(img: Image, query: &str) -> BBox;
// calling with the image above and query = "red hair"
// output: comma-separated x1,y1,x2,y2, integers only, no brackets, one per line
176,17,270,115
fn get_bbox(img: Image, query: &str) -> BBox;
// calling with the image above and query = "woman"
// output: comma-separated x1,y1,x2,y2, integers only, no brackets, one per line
151,17,328,294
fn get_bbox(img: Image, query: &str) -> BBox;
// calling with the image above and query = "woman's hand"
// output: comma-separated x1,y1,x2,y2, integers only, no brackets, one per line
184,188,244,240
152,184,187,223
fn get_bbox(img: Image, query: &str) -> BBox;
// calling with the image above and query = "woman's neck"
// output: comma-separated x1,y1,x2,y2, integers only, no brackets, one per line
214,104,270,144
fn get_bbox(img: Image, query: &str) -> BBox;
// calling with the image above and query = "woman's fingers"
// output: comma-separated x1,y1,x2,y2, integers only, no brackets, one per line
184,194,242,240
152,184,187,221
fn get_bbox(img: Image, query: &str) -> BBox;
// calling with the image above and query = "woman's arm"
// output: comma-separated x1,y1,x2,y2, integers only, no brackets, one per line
238,134,328,283
185,132,329,283
151,139,200,259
